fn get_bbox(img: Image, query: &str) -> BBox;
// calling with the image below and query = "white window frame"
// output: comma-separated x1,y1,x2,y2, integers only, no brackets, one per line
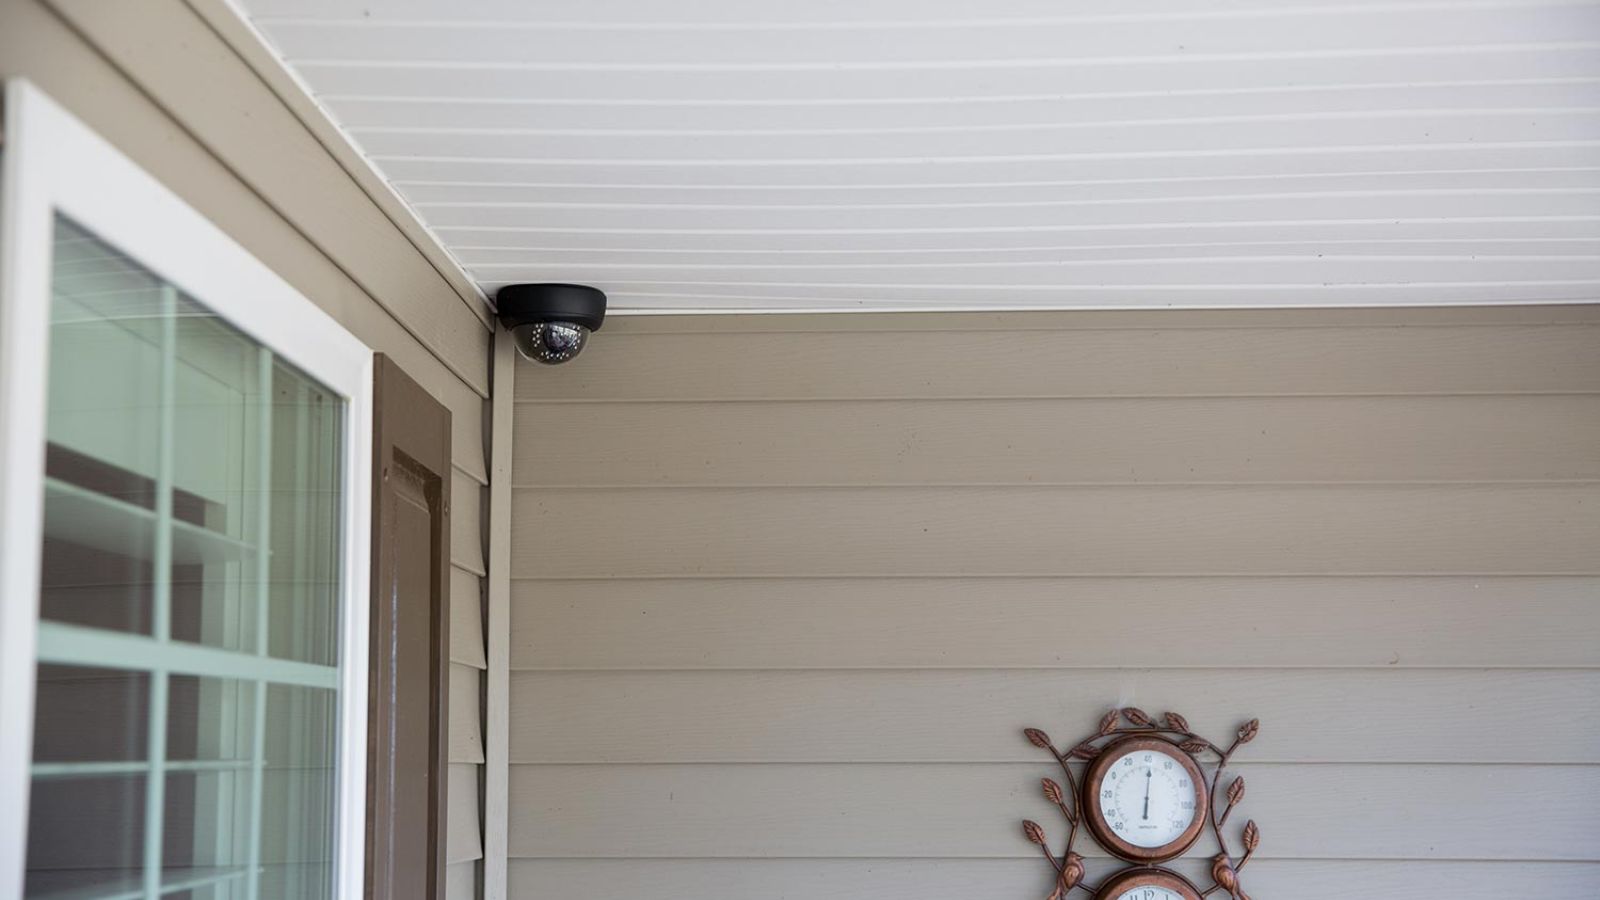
0,80,373,900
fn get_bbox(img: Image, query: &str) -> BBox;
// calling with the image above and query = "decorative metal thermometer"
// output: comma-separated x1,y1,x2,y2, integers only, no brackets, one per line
1082,735,1208,862
1018,709,1263,900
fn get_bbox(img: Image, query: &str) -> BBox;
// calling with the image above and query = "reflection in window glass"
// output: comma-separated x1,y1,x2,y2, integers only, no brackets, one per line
27,218,345,900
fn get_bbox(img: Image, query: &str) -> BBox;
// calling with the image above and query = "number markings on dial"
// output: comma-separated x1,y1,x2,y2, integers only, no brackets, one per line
1099,749,1196,848
1113,888,1187,900
1082,736,1208,862
1095,866,1205,900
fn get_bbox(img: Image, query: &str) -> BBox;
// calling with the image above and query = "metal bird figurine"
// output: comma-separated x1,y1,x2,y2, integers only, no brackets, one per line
1046,852,1085,899
1211,854,1240,898
1058,852,1085,893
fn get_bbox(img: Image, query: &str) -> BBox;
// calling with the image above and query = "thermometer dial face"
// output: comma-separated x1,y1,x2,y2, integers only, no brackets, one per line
1097,745,1198,848
1082,736,1208,862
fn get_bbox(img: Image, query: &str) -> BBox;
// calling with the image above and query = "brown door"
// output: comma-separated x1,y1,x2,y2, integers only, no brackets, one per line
366,355,452,900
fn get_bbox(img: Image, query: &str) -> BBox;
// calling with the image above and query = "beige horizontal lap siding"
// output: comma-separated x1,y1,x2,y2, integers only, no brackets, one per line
509,763,1599,859
447,861,479,900
449,474,488,877
452,565,488,669
518,395,1600,485
517,484,1599,576
453,469,487,574
449,762,484,857
0,0,490,894
452,401,489,485
450,460,489,885
509,859,1600,899
509,306,1600,900
508,576,1600,669
515,313,1600,402
509,669,1600,763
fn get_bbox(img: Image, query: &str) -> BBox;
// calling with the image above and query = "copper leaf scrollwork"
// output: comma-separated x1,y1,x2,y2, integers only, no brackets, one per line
1016,710,1264,899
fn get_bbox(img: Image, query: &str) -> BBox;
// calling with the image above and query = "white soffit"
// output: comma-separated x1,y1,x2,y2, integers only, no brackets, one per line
238,0,1600,313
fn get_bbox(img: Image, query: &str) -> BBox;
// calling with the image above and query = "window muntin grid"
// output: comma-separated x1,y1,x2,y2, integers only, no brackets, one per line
25,218,343,900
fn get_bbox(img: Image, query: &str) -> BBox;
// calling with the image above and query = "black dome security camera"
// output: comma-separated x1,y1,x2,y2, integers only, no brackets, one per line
495,283,607,365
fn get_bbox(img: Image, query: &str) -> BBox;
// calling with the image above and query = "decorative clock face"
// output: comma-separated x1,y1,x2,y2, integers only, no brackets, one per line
1093,866,1204,900
1097,745,1197,848
1112,888,1187,900
1081,736,1208,862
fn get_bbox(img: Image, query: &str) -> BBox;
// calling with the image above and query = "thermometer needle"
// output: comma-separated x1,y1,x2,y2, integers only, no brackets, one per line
1142,769,1151,820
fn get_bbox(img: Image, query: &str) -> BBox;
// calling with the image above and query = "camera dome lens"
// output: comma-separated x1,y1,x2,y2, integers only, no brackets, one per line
511,321,590,365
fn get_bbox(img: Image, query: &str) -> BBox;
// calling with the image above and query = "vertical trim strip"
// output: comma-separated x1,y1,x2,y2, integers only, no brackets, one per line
335,354,374,900
334,352,374,896
482,328,514,900
0,80,56,900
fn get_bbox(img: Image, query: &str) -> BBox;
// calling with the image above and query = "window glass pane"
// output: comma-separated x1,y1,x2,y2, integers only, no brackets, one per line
32,664,148,764
160,768,253,900
24,775,145,897
28,217,348,900
258,685,338,900
43,220,165,635
162,676,256,899
166,675,253,765
265,359,343,667
167,297,266,655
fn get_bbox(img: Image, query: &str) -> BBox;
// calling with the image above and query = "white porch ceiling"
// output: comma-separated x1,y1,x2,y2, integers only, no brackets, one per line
239,0,1600,313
